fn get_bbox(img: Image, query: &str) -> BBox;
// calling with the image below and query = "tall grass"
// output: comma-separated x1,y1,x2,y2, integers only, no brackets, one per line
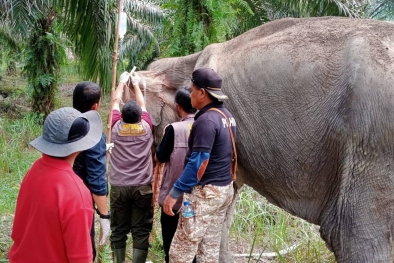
0,113,42,215
231,186,336,262
0,113,42,260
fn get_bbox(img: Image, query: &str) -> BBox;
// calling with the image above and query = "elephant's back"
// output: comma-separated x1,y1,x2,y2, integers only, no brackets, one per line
220,17,394,65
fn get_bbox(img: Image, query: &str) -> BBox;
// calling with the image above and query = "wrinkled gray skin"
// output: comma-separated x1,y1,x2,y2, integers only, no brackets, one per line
124,17,394,263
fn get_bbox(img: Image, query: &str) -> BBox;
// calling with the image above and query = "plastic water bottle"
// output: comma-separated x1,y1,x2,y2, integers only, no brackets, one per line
182,201,195,218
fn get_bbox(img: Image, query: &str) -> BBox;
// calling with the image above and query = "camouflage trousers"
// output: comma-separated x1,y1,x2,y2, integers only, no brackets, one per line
169,182,234,263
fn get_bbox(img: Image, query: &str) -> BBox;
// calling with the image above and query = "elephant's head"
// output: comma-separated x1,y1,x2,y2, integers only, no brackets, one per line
122,70,180,145
122,54,202,144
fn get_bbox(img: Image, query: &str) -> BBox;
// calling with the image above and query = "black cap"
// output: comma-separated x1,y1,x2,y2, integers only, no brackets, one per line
191,68,228,100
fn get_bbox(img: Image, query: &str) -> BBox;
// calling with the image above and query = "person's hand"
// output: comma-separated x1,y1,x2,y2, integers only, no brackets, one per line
99,217,111,245
106,143,114,154
119,71,130,84
163,195,177,216
131,72,141,86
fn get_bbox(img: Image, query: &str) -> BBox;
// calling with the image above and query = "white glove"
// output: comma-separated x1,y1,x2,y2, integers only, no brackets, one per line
99,217,111,245
119,71,130,84
131,72,141,86
106,143,114,154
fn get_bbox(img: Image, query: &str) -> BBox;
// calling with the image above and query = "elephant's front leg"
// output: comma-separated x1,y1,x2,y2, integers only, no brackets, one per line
319,166,394,263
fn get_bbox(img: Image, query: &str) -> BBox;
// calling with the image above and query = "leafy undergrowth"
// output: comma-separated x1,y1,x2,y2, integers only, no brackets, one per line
0,74,29,119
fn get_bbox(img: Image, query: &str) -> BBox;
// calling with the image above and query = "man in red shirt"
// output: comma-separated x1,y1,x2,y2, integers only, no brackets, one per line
9,107,103,263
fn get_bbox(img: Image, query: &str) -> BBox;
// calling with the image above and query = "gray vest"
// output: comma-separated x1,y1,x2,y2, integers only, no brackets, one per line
110,119,153,186
158,115,194,210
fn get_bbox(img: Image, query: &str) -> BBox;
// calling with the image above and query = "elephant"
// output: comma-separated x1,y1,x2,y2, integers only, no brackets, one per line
122,16,394,263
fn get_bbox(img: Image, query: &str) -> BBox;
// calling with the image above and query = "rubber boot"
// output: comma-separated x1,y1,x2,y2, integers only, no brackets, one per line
132,248,148,263
112,248,126,263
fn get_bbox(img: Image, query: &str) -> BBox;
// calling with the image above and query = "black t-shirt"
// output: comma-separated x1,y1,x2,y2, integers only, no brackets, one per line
186,101,236,186
155,125,175,163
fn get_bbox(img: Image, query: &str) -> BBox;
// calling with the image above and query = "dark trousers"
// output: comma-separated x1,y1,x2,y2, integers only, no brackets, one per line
110,185,153,250
160,206,179,263
160,206,196,263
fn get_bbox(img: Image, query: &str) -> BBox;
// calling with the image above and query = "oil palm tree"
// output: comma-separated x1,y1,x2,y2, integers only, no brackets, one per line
0,0,163,117
0,0,116,116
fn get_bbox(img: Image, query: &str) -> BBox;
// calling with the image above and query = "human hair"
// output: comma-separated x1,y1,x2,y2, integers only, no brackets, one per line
193,84,219,102
122,100,142,123
73,82,101,113
175,86,197,114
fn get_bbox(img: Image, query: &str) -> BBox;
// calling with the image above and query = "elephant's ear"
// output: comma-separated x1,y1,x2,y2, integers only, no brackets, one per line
147,51,203,89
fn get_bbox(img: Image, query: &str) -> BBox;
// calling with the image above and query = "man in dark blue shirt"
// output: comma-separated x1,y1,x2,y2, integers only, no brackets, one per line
163,68,236,263
73,81,110,260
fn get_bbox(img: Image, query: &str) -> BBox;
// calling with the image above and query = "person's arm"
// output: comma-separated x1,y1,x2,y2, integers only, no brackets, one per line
155,125,175,163
112,82,126,112
169,151,210,197
130,72,146,111
83,137,110,244
172,119,216,196
63,208,94,263
112,71,130,112
111,109,121,128
92,195,109,215
163,151,210,216
84,137,108,214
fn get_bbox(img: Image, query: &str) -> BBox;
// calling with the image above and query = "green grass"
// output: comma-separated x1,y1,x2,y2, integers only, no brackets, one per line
230,186,336,262
0,65,336,262
0,113,42,260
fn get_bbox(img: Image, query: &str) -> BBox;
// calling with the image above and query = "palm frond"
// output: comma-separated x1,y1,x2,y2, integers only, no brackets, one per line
276,0,366,18
6,0,50,35
116,0,163,70
367,0,394,20
124,0,164,25
0,22,20,51
51,0,116,90
119,16,159,61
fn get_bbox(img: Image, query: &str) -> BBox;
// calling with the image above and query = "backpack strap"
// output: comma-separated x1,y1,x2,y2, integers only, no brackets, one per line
208,108,237,181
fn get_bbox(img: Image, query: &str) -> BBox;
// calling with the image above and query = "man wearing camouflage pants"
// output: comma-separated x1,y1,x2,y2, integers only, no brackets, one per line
163,68,236,263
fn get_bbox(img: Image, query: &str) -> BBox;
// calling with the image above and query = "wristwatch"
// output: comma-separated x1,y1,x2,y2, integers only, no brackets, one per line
96,208,111,219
